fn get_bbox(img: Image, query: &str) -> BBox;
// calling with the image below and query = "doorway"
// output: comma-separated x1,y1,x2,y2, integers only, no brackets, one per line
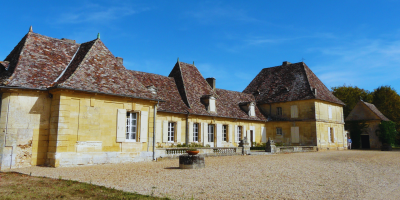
250,130,254,147
361,135,370,149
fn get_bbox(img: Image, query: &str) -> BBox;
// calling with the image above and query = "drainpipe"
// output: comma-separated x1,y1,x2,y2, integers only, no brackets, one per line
186,111,190,145
152,101,158,160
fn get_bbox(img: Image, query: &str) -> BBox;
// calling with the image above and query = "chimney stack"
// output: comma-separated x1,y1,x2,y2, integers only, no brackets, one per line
282,61,291,66
206,77,216,90
116,57,123,65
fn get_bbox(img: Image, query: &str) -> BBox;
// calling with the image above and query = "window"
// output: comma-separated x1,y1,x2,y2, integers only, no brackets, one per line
126,112,137,142
277,107,282,116
329,127,334,143
328,106,332,119
193,123,199,142
168,122,175,142
249,104,255,117
223,125,228,141
208,124,214,142
276,127,282,136
291,105,298,118
237,126,242,140
209,97,216,112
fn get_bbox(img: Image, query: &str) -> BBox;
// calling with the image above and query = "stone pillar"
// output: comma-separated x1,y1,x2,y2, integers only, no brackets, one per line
265,138,276,153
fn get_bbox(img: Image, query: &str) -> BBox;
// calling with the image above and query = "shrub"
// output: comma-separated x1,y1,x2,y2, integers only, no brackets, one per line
377,121,398,146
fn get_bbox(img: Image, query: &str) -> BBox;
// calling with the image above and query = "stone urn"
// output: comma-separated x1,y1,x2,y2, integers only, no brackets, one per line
186,150,200,155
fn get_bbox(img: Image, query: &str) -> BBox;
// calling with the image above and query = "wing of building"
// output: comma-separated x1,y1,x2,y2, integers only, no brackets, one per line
0,28,347,169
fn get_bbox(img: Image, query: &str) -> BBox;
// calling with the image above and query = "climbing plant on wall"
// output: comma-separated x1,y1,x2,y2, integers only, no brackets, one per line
376,121,398,146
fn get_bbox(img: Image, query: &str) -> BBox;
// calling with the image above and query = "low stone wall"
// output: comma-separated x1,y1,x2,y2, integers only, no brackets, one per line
275,146,317,153
155,147,245,160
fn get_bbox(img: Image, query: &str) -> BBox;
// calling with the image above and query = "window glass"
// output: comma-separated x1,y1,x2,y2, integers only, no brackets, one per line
277,107,282,116
223,125,227,141
208,124,214,142
168,122,175,142
237,126,242,140
276,127,282,136
126,112,137,141
193,123,199,142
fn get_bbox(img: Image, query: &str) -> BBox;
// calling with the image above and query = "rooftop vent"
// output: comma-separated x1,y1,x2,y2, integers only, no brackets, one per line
282,61,291,66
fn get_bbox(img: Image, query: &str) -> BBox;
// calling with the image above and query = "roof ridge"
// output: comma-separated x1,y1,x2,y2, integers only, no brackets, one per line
301,62,316,99
169,61,191,108
56,39,98,85
129,70,173,79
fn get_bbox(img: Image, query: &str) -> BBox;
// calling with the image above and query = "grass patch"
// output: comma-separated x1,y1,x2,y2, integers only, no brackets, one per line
0,172,169,199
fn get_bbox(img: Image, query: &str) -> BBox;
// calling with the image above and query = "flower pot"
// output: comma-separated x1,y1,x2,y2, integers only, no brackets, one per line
186,150,200,155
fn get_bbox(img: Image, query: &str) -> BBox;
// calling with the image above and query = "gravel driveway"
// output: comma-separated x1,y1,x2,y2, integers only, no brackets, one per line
9,150,400,200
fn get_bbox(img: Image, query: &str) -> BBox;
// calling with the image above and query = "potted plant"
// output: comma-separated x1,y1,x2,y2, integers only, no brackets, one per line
186,148,199,155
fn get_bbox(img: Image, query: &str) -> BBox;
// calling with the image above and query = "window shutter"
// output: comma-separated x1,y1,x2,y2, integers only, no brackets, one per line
291,105,298,118
163,121,168,142
234,125,238,142
261,127,266,143
116,109,126,142
246,130,251,144
188,122,193,143
176,121,181,143
228,124,233,142
243,125,246,140
140,111,148,143
156,120,162,143
328,106,332,119
203,123,208,145
216,124,222,147
333,127,336,142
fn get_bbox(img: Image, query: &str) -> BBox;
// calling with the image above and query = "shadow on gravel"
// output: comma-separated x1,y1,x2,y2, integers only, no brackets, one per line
164,167,180,169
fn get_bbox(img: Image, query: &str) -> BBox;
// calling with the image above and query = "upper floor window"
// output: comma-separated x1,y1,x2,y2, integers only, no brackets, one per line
277,107,282,116
276,127,282,136
328,106,332,119
291,105,298,118
168,122,175,142
193,123,199,142
249,103,255,117
208,124,214,142
223,125,228,141
126,112,137,142
209,97,216,112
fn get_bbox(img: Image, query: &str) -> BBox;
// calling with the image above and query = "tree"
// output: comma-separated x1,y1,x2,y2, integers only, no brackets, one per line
376,121,398,146
331,85,373,119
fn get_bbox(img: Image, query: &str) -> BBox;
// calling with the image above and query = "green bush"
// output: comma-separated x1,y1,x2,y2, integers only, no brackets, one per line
377,121,398,146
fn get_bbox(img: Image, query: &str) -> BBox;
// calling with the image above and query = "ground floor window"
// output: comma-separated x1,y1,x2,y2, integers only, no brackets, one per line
223,125,228,141
193,123,199,142
168,122,175,142
208,124,214,142
237,126,242,140
276,127,282,136
330,127,334,143
126,112,137,142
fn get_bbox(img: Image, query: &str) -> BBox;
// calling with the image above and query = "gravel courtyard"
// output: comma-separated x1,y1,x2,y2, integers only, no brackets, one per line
10,150,400,200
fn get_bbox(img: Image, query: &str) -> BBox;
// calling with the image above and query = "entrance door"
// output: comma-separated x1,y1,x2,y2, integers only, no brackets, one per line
250,130,254,147
361,135,370,149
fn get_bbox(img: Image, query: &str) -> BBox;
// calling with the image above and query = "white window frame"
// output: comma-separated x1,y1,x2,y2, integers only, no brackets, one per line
168,122,175,142
126,112,138,142
208,124,214,142
193,123,199,142
277,107,282,116
223,125,228,141
276,127,283,136
237,126,242,141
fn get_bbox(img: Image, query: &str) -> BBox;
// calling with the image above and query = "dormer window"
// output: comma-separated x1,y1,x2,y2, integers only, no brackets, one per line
146,85,157,94
201,95,217,113
239,102,256,117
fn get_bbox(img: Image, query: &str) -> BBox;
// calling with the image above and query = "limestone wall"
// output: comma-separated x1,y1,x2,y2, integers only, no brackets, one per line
315,100,344,123
316,122,346,150
156,112,266,148
264,121,317,146
0,90,51,170
259,99,315,120
47,90,156,167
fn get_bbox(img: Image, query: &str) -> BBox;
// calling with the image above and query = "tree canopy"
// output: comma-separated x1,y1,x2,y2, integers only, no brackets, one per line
331,85,373,118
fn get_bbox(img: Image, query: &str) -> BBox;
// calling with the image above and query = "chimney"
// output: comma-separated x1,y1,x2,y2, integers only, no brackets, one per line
206,77,216,90
282,61,291,66
116,57,123,65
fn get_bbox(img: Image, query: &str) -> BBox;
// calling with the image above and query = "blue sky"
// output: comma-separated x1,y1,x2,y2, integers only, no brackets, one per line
2,0,400,92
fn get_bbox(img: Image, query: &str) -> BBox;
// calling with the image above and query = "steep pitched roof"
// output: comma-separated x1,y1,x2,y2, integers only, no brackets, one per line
57,39,156,99
346,100,390,121
243,62,345,105
2,32,80,89
130,70,189,113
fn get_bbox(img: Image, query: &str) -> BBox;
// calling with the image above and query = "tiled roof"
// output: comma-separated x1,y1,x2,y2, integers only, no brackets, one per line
57,39,156,99
243,62,345,105
362,101,390,121
2,32,80,89
129,70,189,113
